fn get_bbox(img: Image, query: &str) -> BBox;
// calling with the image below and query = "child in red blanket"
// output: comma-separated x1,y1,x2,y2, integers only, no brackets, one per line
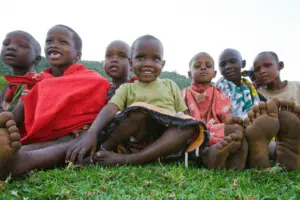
0,31,42,111
0,25,109,179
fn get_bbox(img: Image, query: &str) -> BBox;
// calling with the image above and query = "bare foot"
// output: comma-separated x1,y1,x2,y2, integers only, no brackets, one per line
244,101,279,169
93,151,129,166
275,100,300,170
0,112,21,179
201,132,243,169
224,115,248,170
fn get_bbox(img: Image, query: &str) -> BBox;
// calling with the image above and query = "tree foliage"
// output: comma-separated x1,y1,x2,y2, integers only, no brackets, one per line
0,58,191,89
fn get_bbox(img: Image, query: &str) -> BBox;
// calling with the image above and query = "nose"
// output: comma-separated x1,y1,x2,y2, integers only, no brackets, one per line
6,43,17,51
110,55,118,62
224,63,232,70
200,64,206,70
143,59,153,67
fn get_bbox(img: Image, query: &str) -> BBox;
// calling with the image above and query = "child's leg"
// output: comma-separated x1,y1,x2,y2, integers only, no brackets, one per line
0,112,80,179
21,134,74,151
94,126,196,165
275,100,300,170
244,100,279,169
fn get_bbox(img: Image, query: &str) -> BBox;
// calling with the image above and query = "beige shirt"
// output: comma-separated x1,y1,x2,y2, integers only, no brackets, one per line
259,81,300,105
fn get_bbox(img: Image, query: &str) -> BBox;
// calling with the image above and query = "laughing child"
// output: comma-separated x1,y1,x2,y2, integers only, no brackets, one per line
0,25,109,179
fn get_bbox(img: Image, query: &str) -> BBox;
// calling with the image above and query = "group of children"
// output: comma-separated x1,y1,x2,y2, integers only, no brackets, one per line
0,24,299,180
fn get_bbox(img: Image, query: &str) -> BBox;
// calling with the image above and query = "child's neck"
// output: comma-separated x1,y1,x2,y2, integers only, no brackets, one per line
51,65,69,77
266,76,287,90
232,77,241,87
12,67,32,76
112,77,129,88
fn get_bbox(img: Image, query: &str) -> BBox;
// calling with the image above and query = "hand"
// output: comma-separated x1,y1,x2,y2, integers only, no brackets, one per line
66,133,97,164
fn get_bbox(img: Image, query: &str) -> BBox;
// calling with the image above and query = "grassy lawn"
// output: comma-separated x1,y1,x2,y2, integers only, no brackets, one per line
1,163,300,199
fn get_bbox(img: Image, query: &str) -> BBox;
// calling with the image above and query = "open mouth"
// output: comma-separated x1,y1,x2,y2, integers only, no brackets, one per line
47,49,62,60
4,52,16,59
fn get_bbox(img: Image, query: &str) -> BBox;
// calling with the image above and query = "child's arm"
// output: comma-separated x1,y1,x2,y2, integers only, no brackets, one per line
66,103,119,164
11,101,25,125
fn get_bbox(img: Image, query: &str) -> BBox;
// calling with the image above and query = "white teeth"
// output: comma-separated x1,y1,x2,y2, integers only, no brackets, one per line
49,52,61,59
143,71,152,74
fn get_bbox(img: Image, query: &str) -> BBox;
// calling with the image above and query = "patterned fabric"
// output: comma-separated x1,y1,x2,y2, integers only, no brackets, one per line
216,77,260,118
182,83,232,145
0,76,6,90
1,72,39,111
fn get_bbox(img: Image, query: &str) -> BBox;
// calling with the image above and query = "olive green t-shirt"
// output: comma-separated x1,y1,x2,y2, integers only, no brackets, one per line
109,78,187,113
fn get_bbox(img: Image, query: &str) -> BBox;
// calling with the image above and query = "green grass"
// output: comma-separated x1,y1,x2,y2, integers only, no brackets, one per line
1,163,300,199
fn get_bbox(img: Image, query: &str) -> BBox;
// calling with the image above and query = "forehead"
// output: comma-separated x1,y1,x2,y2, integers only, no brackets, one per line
133,39,163,55
219,50,241,62
106,42,130,54
5,32,32,44
193,54,214,63
254,53,276,65
47,26,73,40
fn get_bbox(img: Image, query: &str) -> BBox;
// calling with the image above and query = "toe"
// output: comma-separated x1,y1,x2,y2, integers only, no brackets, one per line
252,105,260,118
248,111,255,123
244,117,251,127
225,115,233,125
0,112,13,128
258,102,267,115
266,100,279,118
293,105,300,118
9,132,20,142
6,120,16,128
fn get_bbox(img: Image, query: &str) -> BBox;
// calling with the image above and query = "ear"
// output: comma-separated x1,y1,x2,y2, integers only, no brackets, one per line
162,60,166,68
33,55,41,66
278,61,284,70
188,71,192,79
242,60,246,68
75,52,82,62
213,70,217,78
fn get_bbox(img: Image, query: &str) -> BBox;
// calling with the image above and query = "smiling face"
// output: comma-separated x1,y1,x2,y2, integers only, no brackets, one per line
219,49,245,83
44,26,81,68
1,31,37,70
189,53,216,85
131,38,165,83
104,41,130,81
253,52,281,86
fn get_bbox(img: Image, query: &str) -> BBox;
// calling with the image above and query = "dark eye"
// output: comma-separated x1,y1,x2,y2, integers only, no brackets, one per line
230,59,236,64
264,63,272,68
46,39,52,44
119,53,127,58
60,40,68,45
193,65,200,69
19,44,29,48
136,55,144,60
219,62,225,67
153,56,161,61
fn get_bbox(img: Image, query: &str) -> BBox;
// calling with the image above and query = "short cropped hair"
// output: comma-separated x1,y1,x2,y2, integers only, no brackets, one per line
131,35,163,58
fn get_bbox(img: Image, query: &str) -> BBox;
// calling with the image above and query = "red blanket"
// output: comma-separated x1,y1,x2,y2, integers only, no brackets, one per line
21,63,109,144
182,83,231,145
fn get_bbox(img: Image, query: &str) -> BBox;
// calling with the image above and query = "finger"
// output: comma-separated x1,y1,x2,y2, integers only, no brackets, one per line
90,146,96,163
78,148,87,164
70,148,81,164
65,146,75,162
